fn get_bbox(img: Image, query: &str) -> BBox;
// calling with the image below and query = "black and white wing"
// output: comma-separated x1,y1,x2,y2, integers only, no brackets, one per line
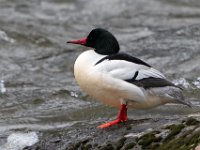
95,53,175,89
94,53,191,106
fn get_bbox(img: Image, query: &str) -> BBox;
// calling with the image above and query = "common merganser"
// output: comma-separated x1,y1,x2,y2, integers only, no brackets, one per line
67,28,191,128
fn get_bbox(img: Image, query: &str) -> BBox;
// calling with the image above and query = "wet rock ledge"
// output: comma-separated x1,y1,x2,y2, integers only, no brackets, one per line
25,117,200,150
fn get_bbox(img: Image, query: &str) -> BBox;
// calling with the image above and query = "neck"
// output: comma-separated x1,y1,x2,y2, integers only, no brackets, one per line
94,46,119,55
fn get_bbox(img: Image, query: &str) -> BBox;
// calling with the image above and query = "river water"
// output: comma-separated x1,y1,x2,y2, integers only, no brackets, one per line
0,0,200,148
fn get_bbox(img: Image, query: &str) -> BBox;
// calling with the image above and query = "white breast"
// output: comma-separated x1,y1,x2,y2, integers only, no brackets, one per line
74,50,116,104
74,50,105,96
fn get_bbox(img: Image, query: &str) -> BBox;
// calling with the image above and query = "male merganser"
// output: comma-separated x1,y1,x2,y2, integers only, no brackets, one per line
67,28,191,128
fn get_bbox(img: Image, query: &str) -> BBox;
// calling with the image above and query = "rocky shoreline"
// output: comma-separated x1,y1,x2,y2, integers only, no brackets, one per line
24,117,200,150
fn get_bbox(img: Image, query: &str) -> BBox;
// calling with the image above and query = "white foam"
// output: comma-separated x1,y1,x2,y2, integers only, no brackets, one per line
173,78,190,88
193,77,200,89
0,132,38,150
70,91,78,98
0,80,6,94
188,113,200,117
125,132,145,138
0,30,15,43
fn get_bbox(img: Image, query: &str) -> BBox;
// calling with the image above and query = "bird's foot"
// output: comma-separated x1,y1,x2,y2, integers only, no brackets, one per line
97,118,128,129
97,103,128,129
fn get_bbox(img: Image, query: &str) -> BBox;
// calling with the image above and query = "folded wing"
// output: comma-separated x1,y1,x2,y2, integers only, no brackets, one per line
94,53,191,106
95,53,169,89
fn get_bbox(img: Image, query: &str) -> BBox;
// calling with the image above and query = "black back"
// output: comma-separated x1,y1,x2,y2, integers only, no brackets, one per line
95,53,151,67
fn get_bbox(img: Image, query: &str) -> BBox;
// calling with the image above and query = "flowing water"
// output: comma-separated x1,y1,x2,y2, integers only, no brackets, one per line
0,0,200,148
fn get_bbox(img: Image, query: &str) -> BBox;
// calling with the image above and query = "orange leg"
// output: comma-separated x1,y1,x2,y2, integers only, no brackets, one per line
97,104,128,129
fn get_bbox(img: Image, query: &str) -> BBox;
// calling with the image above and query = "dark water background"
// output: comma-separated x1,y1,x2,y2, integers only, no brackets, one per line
0,0,200,148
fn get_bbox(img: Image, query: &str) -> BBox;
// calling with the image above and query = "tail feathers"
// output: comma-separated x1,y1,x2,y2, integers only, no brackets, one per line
165,92,192,107
174,97,192,107
151,86,192,107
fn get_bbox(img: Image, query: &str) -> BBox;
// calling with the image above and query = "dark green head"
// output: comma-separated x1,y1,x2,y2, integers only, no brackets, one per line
67,28,120,55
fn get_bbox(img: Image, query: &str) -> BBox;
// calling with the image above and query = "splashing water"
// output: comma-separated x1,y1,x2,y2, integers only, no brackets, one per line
0,80,6,94
0,30,15,43
193,77,200,89
173,78,190,89
0,132,39,150
70,91,79,98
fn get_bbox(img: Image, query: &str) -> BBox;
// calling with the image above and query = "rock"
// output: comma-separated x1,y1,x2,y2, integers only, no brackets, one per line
164,124,185,142
115,137,126,150
124,142,136,150
25,117,200,150
100,143,114,150
137,131,161,149
185,117,200,126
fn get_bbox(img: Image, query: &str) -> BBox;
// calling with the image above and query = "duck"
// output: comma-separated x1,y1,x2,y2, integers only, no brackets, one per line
67,28,191,128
